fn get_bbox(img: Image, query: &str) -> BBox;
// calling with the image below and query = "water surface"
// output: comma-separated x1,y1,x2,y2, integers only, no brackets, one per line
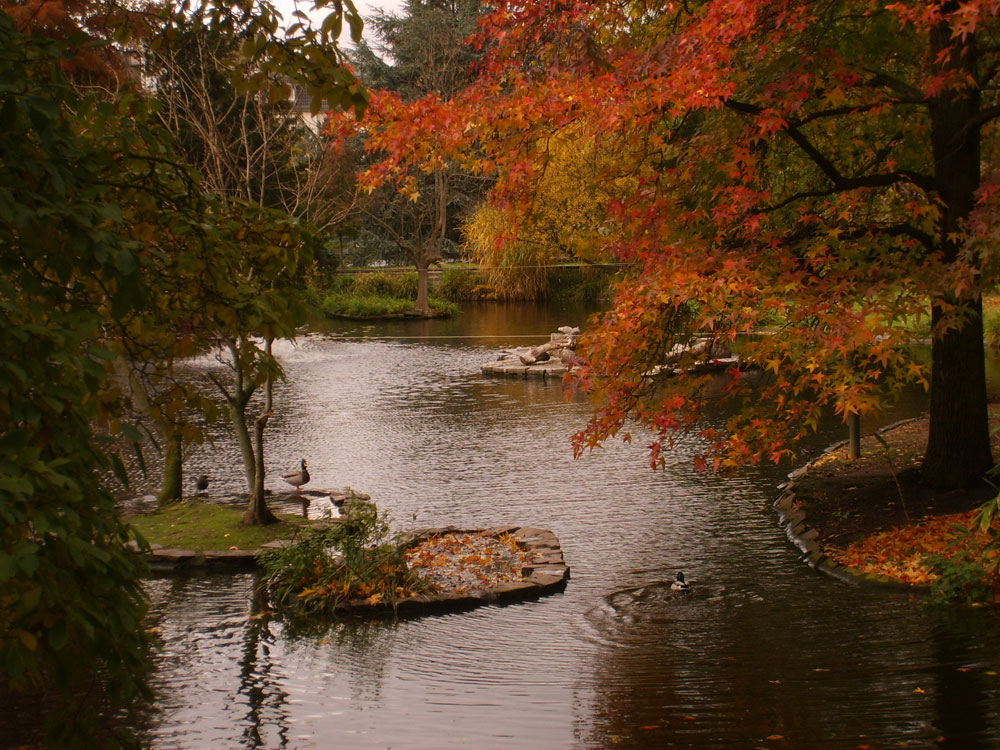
136,302,1000,749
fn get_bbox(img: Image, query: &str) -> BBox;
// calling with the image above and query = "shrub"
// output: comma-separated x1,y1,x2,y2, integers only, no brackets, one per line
258,497,428,618
926,497,1000,605
351,270,418,298
436,266,494,301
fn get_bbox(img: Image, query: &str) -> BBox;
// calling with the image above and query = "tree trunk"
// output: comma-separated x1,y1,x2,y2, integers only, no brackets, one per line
243,337,277,525
922,298,992,487
230,397,256,492
415,260,431,316
156,425,183,506
921,16,994,488
242,408,277,525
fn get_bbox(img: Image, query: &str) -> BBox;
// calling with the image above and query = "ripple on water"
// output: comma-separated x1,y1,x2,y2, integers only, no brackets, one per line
130,324,1000,749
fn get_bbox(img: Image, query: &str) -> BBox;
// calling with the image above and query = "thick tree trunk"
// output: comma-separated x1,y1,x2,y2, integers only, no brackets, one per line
156,425,183,506
922,298,992,487
921,17,994,488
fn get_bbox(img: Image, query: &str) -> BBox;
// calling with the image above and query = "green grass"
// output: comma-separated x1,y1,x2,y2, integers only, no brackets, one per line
318,292,458,318
128,500,319,551
311,270,459,318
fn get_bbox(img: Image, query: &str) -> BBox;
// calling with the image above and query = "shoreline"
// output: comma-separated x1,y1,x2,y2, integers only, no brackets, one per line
774,414,998,594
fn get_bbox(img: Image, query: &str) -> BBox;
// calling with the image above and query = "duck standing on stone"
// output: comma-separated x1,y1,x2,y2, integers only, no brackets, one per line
671,572,690,592
282,459,310,492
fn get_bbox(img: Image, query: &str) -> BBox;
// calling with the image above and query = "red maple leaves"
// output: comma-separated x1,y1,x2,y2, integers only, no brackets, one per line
827,509,1000,591
339,1,1000,475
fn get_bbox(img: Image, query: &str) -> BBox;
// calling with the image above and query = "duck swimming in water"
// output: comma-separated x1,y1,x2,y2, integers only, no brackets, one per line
671,572,690,591
282,459,310,491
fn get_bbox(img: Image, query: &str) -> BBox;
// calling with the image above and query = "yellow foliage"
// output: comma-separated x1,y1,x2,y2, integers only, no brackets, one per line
464,125,633,299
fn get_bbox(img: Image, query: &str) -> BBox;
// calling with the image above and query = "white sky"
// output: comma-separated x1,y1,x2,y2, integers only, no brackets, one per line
272,0,405,43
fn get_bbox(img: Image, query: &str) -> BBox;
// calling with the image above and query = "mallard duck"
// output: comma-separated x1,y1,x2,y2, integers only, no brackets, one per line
282,459,310,491
671,572,690,591
195,474,209,491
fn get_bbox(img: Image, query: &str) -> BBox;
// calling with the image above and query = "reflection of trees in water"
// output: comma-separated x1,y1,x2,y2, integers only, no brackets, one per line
928,608,997,750
277,618,401,708
139,575,403,748
580,582,1000,748
335,621,400,706
134,574,292,748
238,586,290,749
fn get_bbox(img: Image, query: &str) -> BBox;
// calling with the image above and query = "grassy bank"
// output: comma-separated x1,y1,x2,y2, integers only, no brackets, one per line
128,500,319,551
312,269,458,318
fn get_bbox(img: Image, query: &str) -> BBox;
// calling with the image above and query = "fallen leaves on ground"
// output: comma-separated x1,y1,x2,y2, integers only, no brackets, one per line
826,509,999,586
405,532,531,593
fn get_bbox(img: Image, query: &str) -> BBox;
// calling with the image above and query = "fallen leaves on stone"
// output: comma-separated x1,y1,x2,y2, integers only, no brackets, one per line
405,532,531,593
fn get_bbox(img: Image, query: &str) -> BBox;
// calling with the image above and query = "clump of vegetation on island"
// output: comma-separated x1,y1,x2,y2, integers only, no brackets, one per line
259,498,429,617
311,270,458,318
309,264,612,319
258,498,536,619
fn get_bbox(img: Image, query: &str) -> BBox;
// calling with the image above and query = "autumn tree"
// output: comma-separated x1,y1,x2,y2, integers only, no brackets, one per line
374,0,1000,490
464,124,629,299
343,0,489,314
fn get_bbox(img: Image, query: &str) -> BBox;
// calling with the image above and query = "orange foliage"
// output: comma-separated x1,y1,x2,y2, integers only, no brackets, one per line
405,532,530,592
827,510,1000,588
353,0,1000,481
1,0,136,83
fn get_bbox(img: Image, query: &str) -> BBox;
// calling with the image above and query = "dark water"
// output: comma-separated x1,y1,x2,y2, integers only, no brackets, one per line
135,302,1000,749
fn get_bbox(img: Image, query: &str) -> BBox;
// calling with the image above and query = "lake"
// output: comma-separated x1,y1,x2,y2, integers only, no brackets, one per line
133,301,1000,749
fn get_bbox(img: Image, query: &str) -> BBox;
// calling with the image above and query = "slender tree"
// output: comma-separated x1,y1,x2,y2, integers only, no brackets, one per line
144,4,342,517
343,0,489,314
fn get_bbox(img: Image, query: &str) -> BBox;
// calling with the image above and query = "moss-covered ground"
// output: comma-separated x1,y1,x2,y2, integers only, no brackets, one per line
127,500,320,552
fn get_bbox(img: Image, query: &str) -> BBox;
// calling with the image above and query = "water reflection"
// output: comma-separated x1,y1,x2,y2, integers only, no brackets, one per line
127,303,1000,749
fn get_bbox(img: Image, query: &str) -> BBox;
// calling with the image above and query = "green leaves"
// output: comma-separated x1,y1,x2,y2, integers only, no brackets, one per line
0,12,157,742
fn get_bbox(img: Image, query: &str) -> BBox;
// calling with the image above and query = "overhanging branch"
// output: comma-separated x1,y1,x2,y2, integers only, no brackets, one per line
724,98,936,194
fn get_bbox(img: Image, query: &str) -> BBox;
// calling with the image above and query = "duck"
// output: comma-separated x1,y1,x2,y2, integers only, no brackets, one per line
671,572,690,592
281,459,310,491
195,474,209,491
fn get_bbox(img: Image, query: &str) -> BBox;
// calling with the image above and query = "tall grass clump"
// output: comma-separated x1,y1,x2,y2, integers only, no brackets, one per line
351,270,418,298
436,265,493,301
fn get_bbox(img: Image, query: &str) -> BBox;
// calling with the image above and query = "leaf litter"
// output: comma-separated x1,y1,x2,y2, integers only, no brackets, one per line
404,531,532,593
